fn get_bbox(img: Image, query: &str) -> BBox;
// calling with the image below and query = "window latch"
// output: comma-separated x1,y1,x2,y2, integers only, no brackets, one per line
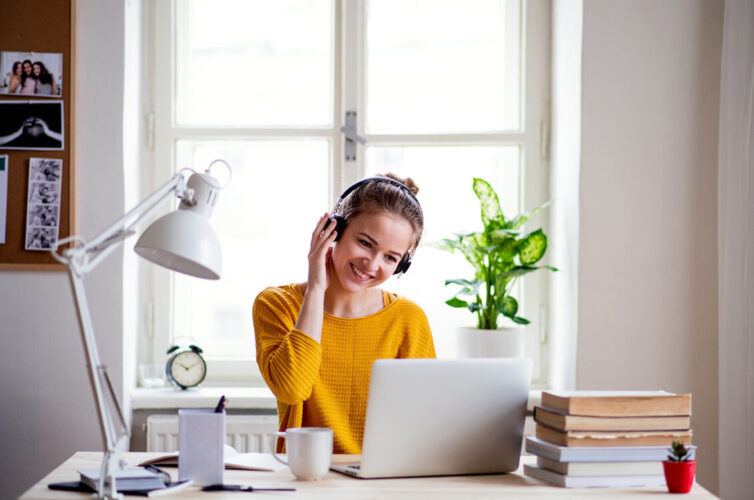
339,111,366,161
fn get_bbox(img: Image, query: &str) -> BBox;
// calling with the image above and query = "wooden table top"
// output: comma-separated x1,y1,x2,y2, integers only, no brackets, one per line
20,452,717,499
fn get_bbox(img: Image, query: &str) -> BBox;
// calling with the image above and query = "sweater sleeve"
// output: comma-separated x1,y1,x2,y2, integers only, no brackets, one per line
253,287,323,404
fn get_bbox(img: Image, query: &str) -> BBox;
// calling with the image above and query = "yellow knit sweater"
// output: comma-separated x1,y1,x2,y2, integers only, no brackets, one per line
253,284,436,454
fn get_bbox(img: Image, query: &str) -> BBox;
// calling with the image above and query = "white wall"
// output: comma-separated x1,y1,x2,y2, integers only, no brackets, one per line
0,1,126,497
579,0,722,493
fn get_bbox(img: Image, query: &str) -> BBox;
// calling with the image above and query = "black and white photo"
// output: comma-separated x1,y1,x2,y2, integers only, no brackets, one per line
29,158,62,182
28,181,60,204
27,204,58,227
0,155,7,244
25,158,63,251
0,101,64,150
0,51,63,97
25,226,56,250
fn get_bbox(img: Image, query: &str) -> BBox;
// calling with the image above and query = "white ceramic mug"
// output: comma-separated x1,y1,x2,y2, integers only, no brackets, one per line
270,427,333,480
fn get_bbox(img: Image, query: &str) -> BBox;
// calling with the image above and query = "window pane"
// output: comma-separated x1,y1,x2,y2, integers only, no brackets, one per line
365,146,520,358
365,0,521,134
176,0,333,127
173,140,330,359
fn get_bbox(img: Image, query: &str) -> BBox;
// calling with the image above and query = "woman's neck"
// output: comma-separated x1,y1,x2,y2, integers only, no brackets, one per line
323,286,383,318
298,280,383,319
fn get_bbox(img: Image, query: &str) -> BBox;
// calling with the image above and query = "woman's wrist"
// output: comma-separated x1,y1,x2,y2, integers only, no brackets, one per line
304,284,326,300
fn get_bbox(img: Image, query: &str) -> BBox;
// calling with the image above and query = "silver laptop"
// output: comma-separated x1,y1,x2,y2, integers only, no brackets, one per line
331,358,532,479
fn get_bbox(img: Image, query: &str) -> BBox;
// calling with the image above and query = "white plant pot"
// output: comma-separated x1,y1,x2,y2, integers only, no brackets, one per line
455,326,525,358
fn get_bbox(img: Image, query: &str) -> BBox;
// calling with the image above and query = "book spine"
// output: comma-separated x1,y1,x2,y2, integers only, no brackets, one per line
534,406,692,431
541,394,692,417
536,424,693,447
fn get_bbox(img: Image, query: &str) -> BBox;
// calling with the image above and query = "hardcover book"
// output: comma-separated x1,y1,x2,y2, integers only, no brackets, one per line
535,424,693,447
525,436,697,462
78,468,165,493
533,406,691,432
536,456,662,476
523,463,666,488
541,391,691,417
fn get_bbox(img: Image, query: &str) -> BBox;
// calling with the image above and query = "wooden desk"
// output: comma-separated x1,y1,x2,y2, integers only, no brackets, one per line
20,452,717,499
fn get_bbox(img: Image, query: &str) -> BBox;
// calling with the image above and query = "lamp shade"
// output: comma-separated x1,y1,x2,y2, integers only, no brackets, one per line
134,208,222,280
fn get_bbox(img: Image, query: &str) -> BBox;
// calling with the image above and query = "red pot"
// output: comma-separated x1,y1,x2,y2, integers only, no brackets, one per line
663,460,696,493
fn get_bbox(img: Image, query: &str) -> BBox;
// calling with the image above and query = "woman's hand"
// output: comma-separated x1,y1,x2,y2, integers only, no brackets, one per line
306,213,338,293
293,214,338,343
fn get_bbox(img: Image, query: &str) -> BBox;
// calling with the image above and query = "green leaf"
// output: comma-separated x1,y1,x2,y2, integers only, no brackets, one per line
445,278,482,296
431,239,458,252
472,178,504,229
519,229,548,265
445,297,468,308
512,316,531,325
468,302,483,313
499,296,518,318
445,278,475,287
498,265,534,279
509,200,552,230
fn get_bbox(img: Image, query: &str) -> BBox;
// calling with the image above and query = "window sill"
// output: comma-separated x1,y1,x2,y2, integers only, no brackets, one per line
131,387,541,412
130,386,276,410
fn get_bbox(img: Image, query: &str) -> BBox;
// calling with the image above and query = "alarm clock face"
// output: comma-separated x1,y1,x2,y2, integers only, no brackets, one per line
168,350,206,389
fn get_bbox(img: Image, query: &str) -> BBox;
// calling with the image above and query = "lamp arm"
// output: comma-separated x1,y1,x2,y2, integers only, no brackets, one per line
53,172,189,276
50,171,191,499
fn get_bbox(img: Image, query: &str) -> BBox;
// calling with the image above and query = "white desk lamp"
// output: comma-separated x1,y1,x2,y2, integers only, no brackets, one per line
51,160,231,499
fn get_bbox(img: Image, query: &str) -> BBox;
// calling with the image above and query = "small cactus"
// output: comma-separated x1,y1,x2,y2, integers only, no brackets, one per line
667,440,693,462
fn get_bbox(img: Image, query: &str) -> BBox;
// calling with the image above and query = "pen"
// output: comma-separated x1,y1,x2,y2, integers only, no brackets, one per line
215,394,226,413
202,484,296,492
214,395,226,413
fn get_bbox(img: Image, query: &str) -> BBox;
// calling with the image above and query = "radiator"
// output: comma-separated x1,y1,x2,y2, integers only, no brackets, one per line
146,415,279,453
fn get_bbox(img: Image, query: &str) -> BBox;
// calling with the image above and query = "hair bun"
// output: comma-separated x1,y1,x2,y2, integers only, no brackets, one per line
381,172,419,196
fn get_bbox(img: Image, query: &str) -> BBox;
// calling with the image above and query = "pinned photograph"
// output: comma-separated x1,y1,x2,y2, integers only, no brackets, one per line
0,51,62,97
26,227,57,250
25,158,63,251
29,158,62,182
0,101,63,150
27,204,58,227
0,155,7,244
28,181,60,204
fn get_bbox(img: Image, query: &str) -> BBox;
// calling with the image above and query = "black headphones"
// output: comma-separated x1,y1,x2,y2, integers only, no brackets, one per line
332,177,420,275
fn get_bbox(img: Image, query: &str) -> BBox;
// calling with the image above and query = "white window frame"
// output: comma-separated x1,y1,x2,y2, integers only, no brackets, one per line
140,0,553,387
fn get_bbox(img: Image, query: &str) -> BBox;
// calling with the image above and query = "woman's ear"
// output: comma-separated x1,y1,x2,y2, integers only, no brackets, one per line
333,215,347,241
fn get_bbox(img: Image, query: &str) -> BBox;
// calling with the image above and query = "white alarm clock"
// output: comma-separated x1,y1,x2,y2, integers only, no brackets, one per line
165,344,207,390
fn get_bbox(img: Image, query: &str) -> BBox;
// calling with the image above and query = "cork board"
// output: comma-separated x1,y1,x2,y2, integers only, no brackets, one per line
0,0,74,270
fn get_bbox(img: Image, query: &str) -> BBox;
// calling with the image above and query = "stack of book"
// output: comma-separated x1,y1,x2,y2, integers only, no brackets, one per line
523,391,694,488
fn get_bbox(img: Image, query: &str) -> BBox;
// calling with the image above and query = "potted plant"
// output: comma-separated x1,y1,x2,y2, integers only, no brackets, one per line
437,177,556,357
663,440,696,493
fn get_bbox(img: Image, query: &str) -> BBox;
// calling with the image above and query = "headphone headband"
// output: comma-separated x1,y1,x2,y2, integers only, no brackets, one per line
333,176,419,215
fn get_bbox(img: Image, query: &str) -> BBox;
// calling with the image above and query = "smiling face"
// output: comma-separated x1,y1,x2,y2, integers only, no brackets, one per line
32,64,41,76
330,210,414,294
23,62,32,75
13,63,22,76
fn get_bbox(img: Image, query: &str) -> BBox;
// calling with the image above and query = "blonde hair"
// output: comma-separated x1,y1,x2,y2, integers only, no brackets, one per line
336,173,424,250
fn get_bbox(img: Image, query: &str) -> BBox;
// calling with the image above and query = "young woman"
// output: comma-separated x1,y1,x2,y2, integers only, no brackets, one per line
7,61,23,94
32,61,58,96
253,174,436,454
20,60,36,95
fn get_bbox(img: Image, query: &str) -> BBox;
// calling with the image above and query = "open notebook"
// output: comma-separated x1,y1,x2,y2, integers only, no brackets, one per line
139,444,287,472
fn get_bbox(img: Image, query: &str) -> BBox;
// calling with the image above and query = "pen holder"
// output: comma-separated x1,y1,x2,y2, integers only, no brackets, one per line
178,409,225,485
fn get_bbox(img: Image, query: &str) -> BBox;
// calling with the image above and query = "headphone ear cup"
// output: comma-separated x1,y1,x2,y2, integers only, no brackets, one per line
333,215,347,242
394,255,412,275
